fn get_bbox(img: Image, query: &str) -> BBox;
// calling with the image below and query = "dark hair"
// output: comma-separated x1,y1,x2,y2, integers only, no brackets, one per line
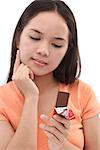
7,0,81,85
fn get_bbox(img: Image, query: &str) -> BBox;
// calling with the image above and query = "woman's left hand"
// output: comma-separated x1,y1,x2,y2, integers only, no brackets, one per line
40,114,70,150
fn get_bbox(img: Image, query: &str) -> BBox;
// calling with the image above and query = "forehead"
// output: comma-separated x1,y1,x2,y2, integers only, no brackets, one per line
24,11,69,37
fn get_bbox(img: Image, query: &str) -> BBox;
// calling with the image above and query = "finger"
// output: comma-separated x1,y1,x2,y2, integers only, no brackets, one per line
49,117,67,134
40,114,49,121
40,114,49,120
15,64,34,80
13,50,21,73
44,130,59,144
29,69,34,80
53,114,70,125
40,114,70,132
40,114,65,134
19,66,30,79
40,114,51,126
64,121,70,129
14,63,25,74
53,114,71,131
40,123,64,142
12,64,28,80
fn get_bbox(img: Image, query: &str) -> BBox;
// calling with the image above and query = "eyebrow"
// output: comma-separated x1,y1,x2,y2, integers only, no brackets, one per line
53,37,66,41
30,29,66,41
30,29,43,34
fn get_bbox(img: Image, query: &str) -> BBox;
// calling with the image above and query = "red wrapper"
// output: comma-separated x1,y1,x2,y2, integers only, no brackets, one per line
53,92,75,120
54,106,75,120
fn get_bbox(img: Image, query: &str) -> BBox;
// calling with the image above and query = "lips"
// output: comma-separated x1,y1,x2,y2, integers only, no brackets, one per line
31,58,48,65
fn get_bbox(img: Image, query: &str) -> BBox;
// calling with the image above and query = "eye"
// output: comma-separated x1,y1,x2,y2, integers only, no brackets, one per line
52,43,62,48
29,36,40,41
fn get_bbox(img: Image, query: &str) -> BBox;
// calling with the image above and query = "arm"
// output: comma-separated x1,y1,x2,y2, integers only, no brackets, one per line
0,121,14,150
6,96,38,150
0,95,38,150
83,115,100,150
0,51,39,150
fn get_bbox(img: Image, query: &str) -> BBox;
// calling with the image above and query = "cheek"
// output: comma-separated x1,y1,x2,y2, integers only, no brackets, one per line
18,40,33,62
19,46,31,63
50,51,66,67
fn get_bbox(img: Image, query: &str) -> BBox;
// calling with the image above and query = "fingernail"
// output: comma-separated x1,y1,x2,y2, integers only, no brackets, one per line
39,123,45,129
17,49,19,54
40,114,48,119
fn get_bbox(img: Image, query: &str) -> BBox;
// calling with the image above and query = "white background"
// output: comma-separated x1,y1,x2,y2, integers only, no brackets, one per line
0,0,100,102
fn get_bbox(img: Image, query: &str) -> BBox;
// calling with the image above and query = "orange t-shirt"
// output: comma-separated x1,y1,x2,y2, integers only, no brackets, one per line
0,80,100,150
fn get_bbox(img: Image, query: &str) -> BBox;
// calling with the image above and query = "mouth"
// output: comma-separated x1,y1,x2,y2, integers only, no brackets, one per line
31,58,48,66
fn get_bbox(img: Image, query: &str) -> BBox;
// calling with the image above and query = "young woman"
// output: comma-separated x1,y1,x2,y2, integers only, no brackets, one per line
0,0,100,150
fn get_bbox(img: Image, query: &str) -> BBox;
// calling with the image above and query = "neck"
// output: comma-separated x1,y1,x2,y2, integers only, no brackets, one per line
34,73,58,93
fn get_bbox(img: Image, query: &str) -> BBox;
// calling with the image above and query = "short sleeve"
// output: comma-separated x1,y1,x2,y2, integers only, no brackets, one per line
0,98,8,121
81,84,100,120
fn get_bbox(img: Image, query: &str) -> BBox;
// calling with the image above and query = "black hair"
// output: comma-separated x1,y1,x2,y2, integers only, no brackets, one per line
7,0,81,85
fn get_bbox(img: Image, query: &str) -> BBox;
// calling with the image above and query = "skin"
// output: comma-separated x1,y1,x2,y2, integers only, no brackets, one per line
0,11,99,150
18,11,69,77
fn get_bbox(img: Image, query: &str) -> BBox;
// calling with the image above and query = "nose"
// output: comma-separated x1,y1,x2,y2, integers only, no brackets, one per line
36,41,50,57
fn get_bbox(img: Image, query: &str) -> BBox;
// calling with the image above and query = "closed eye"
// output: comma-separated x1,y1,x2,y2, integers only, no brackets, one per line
29,36,40,41
52,44,62,48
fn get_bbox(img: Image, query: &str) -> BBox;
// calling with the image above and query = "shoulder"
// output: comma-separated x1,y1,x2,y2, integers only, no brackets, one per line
59,79,95,97
59,79,96,108
60,79,100,118
0,81,13,98
0,81,23,104
69,79,95,97
70,79,100,119
69,79,97,105
0,81,24,123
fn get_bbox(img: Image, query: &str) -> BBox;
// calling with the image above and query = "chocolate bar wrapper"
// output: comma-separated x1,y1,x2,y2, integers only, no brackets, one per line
54,107,75,120
53,92,75,120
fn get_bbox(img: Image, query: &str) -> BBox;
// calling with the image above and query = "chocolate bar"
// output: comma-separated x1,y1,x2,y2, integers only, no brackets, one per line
56,92,69,107
54,92,70,119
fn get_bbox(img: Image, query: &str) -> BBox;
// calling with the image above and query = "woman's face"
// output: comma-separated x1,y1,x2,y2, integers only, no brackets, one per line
18,11,69,76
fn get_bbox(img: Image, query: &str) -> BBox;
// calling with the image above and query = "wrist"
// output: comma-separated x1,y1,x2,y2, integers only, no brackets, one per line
25,94,39,103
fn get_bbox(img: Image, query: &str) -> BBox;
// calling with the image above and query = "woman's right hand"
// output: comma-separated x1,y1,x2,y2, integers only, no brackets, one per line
12,50,39,99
